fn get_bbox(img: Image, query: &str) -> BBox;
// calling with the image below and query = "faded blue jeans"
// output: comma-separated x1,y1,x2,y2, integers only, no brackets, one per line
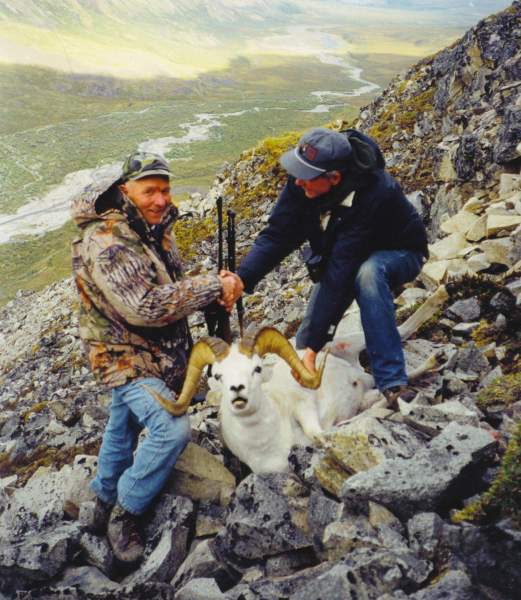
296,249,424,391
91,377,191,515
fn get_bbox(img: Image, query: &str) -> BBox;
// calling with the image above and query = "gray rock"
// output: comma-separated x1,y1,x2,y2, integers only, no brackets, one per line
287,547,430,599
341,423,496,520
306,488,343,548
407,512,460,562
195,502,226,538
452,322,480,337
489,290,516,313
449,343,490,376
455,134,478,181
409,570,481,599
494,105,521,164
174,577,225,600
495,313,507,331
171,539,235,592
55,566,118,594
125,524,189,586
478,365,503,390
401,398,480,436
0,524,82,593
79,532,114,576
264,548,318,578
445,521,521,599
213,474,312,569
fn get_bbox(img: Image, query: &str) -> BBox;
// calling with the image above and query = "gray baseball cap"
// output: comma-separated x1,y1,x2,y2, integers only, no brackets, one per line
280,128,353,180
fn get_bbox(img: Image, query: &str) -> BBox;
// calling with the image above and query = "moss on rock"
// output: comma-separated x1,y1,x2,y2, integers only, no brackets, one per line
0,440,101,487
477,372,521,409
452,420,521,528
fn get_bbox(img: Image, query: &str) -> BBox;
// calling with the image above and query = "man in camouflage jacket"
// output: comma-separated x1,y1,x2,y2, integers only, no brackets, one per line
71,152,240,562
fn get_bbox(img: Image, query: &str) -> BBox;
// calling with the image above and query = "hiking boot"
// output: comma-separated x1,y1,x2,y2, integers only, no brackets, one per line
383,385,416,411
107,504,144,563
87,496,114,534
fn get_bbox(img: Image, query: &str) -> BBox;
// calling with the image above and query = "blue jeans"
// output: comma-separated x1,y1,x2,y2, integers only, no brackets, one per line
296,250,424,391
91,377,191,515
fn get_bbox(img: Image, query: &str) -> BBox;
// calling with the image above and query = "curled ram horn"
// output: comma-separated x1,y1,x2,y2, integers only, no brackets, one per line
239,325,328,389
146,337,230,416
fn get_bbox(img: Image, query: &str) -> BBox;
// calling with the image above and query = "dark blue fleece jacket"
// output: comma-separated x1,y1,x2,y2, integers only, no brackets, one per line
237,169,428,352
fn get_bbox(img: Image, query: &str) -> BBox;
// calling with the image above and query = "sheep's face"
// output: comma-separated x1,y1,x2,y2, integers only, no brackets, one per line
210,346,267,415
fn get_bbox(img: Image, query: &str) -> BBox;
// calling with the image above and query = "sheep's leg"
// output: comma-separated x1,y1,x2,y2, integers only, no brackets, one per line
293,393,324,444
398,285,448,341
408,350,445,381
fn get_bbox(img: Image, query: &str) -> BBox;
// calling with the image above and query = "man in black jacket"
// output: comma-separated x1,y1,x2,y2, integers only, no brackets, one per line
236,127,428,404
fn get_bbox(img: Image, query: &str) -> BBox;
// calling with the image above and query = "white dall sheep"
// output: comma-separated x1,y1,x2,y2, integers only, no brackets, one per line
146,286,448,474
146,326,383,474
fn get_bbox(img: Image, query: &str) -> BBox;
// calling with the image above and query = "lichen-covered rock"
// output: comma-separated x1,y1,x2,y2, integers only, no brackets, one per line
0,524,82,595
341,423,497,520
171,539,236,593
314,417,426,497
213,473,312,569
164,442,236,506
408,570,481,600
174,578,225,600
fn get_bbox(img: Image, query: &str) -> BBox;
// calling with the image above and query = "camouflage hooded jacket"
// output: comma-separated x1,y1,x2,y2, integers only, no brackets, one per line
71,180,222,393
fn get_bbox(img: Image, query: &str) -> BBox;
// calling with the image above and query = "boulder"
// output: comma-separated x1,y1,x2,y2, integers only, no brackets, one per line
165,443,236,506
79,532,114,576
341,423,497,520
486,214,521,236
171,539,235,592
480,238,514,265
314,417,425,497
446,297,481,322
53,566,118,594
429,233,469,261
287,547,430,600
408,570,481,599
440,211,479,236
0,524,82,593
407,512,460,563
127,496,195,586
213,473,312,569
465,214,487,242
174,578,225,600
400,398,480,436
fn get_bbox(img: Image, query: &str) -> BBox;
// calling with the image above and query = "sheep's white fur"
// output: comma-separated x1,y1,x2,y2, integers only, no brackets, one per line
208,342,381,474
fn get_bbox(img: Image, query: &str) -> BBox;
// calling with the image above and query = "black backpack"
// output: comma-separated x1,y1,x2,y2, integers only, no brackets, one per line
339,128,386,173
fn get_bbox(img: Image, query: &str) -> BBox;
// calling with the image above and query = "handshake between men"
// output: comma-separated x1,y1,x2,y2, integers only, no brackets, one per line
217,269,244,312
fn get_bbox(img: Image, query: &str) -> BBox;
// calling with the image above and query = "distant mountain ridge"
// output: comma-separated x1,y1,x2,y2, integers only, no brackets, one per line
0,0,511,27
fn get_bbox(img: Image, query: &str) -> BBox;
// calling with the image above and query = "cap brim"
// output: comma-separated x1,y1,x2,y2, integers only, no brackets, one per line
280,148,327,180
129,169,171,181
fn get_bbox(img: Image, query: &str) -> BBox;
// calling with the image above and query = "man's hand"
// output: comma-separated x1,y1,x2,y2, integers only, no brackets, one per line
218,271,244,312
291,347,317,384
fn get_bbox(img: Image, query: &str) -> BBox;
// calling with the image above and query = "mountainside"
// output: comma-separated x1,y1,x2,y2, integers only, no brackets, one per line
0,2,520,599
356,0,521,242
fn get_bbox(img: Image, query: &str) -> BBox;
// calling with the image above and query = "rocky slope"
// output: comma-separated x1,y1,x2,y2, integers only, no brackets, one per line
1,3,521,599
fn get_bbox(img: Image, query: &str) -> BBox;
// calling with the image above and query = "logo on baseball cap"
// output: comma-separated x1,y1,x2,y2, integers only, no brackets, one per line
280,128,353,180
121,151,171,182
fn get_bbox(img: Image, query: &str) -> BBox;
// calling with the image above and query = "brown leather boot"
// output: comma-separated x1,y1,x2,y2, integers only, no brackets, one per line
87,496,114,535
383,385,417,411
107,504,144,563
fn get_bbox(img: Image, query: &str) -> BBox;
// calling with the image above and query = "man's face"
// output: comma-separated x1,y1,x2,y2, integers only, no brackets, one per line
295,171,342,199
120,176,172,225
